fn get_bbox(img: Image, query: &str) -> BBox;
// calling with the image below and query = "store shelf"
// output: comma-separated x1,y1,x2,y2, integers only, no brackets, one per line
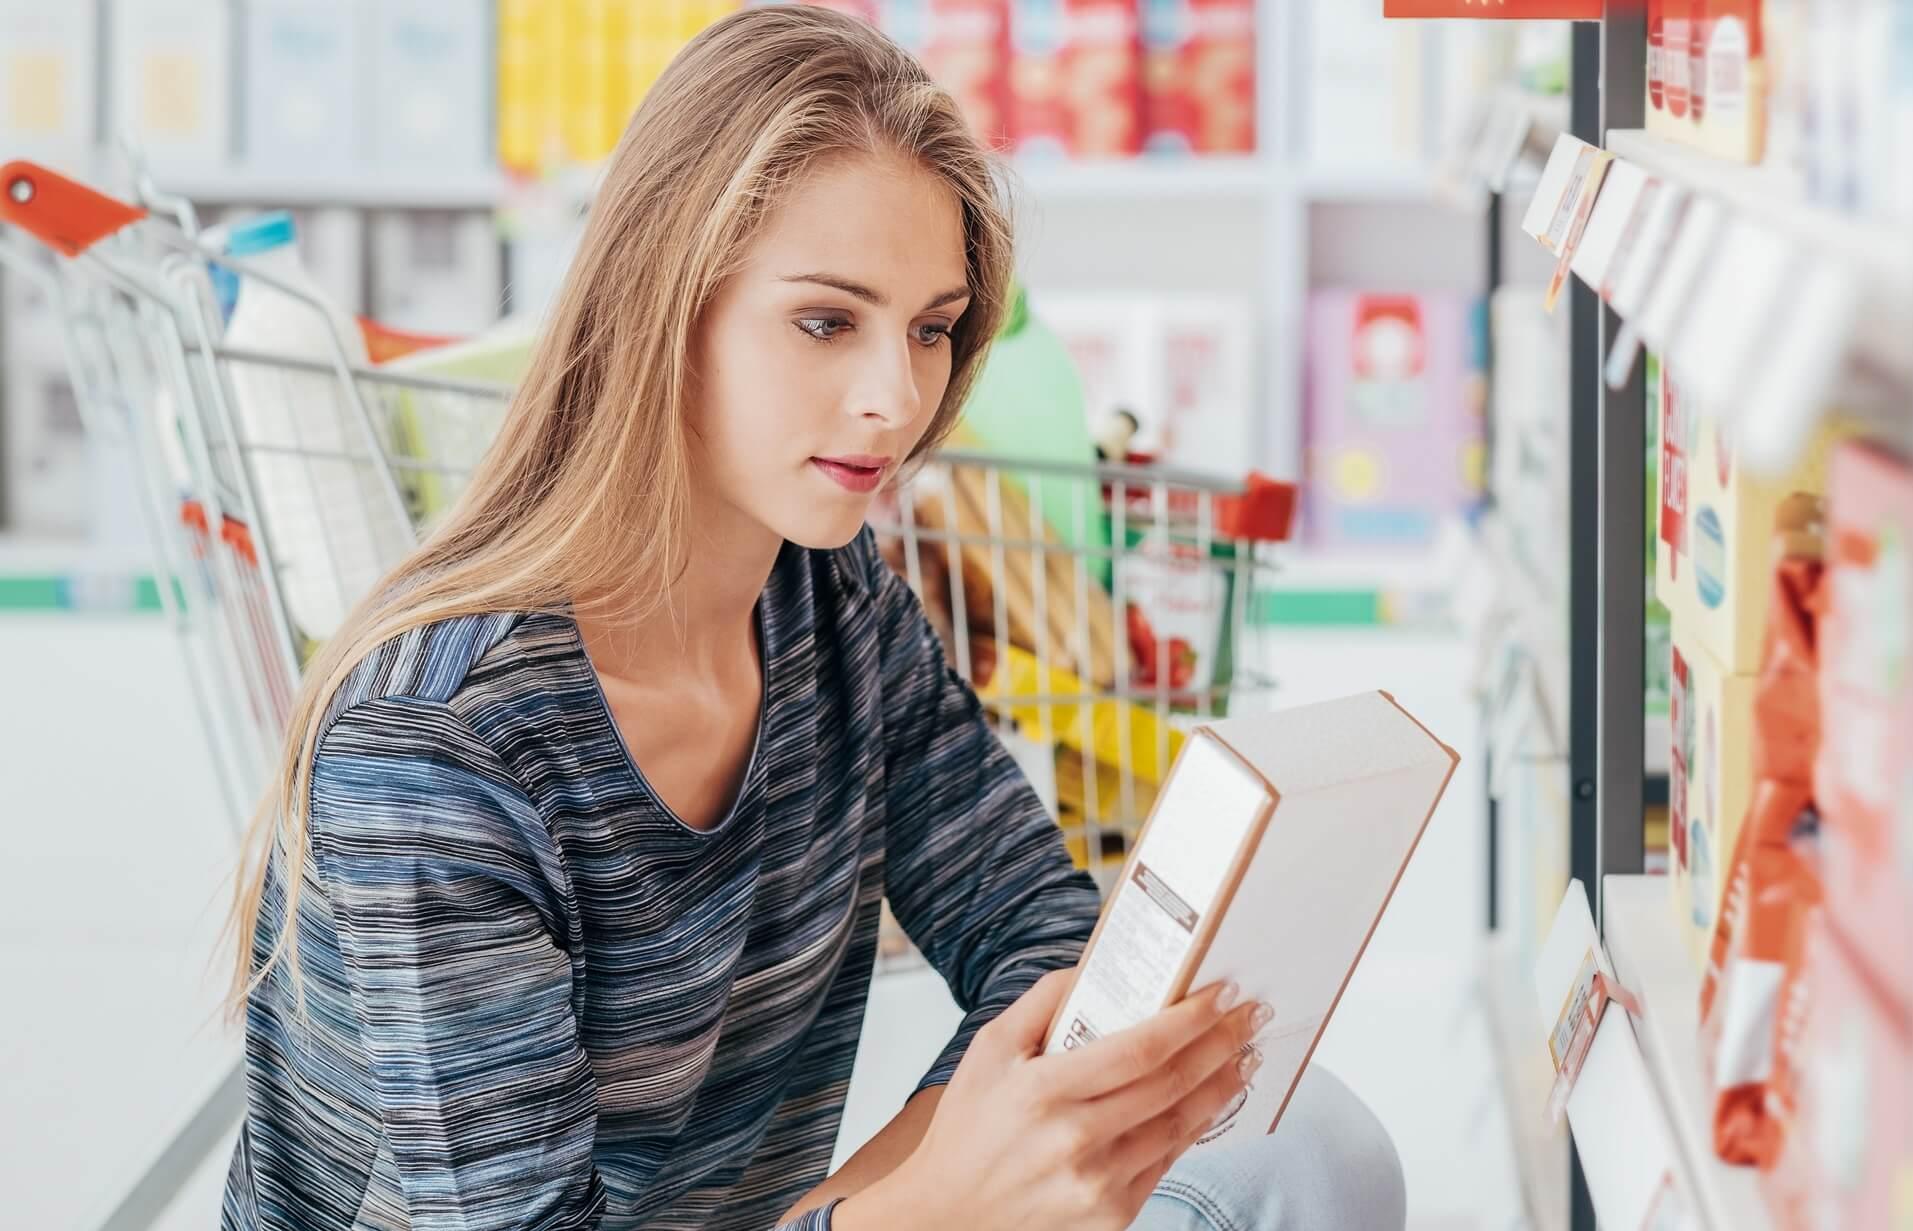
1296,165,1443,203
1527,129,1913,472
1600,875,1777,1231
155,166,510,211
1010,155,1275,201
1481,936,1570,1231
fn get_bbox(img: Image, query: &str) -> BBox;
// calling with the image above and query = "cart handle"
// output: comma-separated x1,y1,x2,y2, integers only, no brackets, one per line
1,160,147,257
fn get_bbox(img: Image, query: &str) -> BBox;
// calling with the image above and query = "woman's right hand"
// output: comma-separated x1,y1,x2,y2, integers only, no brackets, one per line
837,970,1272,1231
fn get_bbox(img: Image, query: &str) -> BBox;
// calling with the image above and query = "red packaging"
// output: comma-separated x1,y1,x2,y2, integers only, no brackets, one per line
1697,553,1827,1168
883,1,1013,149
1648,0,1667,118
1381,0,1600,16
1689,0,1711,127
1764,920,1913,1231
1817,442,1913,1024
1009,0,1143,158
1139,0,1254,155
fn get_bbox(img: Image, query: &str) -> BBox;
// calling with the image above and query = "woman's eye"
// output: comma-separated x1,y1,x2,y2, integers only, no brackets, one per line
796,316,850,342
913,322,953,348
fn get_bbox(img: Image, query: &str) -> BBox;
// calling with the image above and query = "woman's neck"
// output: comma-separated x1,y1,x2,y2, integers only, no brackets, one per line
577,505,783,681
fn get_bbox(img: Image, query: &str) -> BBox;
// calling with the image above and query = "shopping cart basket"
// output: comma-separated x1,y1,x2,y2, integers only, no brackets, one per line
2,156,1293,1224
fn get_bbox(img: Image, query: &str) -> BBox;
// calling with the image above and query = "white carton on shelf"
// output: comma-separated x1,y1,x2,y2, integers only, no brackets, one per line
1534,881,1701,1231
0,1,97,160
109,0,233,171
1305,0,1427,166
242,0,362,171
370,210,503,335
367,0,490,172
1045,692,1458,1149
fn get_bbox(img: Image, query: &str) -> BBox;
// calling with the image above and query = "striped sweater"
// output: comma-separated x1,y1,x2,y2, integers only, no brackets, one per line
220,530,1102,1230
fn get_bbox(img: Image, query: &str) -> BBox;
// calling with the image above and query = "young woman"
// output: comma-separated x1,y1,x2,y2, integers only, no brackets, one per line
221,8,1404,1230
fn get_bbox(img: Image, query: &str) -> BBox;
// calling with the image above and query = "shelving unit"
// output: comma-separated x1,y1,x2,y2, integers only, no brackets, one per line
1601,876,1776,1231
145,166,510,212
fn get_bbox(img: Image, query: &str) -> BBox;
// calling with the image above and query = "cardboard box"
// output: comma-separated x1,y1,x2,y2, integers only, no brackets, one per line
1669,626,1758,965
1648,0,1695,138
242,0,362,171
1817,441,1913,1022
1653,364,1845,674
1008,0,1143,158
366,0,490,171
1139,0,1254,156
1691,0,1766,163
1303,290,1483,552
883,0,1013,149
1764,920,1913,1231
1044,692,1458,1147
108,0,232,172
0,1,96,161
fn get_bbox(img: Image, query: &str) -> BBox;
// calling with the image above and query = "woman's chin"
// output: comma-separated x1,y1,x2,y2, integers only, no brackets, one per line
772,507,872,552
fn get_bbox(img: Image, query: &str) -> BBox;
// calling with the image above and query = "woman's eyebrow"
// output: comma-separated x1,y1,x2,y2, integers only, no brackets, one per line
778,272,970,311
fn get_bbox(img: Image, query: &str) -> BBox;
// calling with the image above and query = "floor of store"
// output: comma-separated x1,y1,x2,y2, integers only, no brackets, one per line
1,612,1530,1230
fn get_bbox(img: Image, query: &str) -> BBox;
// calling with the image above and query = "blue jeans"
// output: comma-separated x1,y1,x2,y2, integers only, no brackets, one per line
1131,1067,1406,1231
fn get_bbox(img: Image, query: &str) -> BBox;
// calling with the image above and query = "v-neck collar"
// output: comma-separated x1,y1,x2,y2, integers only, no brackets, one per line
565,554,785,839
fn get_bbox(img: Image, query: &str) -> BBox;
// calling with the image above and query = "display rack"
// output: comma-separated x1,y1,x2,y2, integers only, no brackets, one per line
1497,5,1910,1231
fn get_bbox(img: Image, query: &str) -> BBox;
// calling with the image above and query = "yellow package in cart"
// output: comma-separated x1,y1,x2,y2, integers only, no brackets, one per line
1668,624,1758,966
1654,362,1848,674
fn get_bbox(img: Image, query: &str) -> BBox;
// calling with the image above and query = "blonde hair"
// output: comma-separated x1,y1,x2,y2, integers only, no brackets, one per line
226,4,1015,1014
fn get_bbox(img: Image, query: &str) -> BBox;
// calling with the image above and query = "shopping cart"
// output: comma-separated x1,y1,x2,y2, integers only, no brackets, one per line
2,156,1292,1225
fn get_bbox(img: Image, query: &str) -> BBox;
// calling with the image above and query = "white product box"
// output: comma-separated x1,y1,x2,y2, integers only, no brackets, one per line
0,2,98,161
109,0,233,172
367,0,490,172
370,210,504,335
1305,0,1426,167
1035,292,1256,478
242,0,363,172
1045,692,1458,1148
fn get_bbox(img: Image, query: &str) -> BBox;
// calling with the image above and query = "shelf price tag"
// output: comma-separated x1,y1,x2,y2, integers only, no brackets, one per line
1635,197,1725,355
1545,949,1646,1127
1604,183,1690,389
1672,219,1794,420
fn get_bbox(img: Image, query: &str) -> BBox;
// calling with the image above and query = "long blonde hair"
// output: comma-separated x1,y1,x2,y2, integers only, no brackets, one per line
226,4,1015,1014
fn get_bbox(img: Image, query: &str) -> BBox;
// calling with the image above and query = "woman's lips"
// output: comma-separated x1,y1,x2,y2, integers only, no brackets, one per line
811,456,888,494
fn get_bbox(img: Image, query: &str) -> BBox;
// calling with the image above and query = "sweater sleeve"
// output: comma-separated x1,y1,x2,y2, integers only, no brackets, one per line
861,534,1102,1092
309,698,607,1230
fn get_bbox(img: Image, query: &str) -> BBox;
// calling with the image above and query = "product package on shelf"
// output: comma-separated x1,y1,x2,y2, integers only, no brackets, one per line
1653,355,1848,674
1302,290,1484,552
1306,1,1425,167
1644,354,1674,774
1763,917,1913,1231
370,210,505,335
242,0,363,172
1817,441,1913,1023
0,1,96,161
882,0,1013,149
1138,0,1254,155
1692,0,1768,163
1698,548,1826,1170
367,0,491,172
1035,291,1255,478
1486,639,1571,975
1008,0,1144,158
108,0,231,173
496,0,561,175
1669,624,1759,966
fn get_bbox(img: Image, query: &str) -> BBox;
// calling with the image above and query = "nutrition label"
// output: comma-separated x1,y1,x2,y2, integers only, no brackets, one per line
1048,734,1270,1053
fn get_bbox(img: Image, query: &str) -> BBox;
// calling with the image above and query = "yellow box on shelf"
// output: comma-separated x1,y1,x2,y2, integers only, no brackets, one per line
1653,357,1848,674
1667,622,1757,968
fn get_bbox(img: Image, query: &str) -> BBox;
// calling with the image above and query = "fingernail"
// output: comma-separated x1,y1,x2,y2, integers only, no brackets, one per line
1238,1051,1262,1081
1250,1002,1274,1031
1215,981,1240,1011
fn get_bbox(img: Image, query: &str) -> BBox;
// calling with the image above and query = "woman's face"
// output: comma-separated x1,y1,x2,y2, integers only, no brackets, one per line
689,151,973,552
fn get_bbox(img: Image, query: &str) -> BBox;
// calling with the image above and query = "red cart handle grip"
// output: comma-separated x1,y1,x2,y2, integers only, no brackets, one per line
1,160,146,257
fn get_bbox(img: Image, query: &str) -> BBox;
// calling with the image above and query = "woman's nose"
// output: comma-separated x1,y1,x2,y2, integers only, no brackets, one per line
851,337,922,426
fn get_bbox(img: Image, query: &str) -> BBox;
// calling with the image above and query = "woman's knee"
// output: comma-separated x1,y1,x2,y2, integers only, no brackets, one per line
1138,1066,1406,1231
